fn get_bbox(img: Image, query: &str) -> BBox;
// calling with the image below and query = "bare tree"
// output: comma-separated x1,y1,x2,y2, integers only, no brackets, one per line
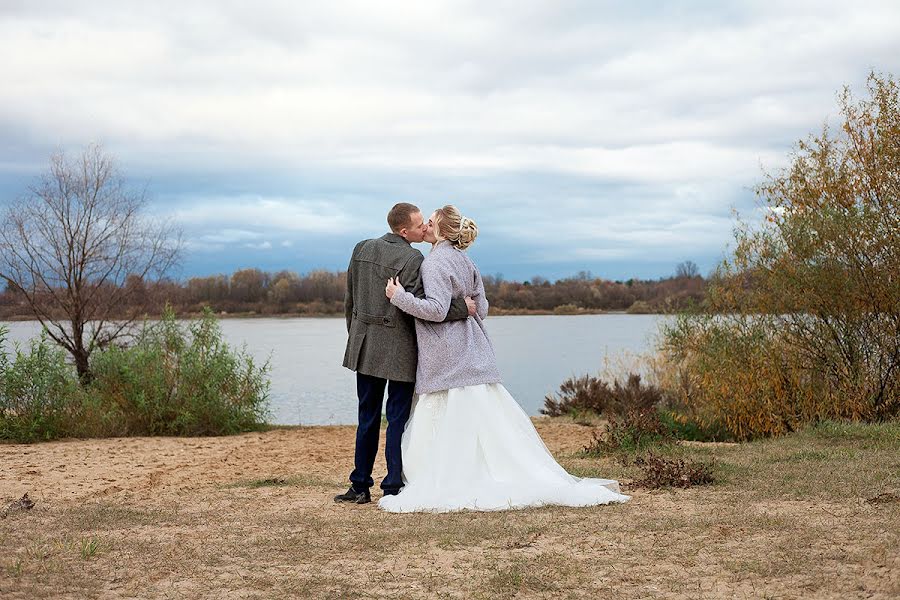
675,260,699,279
0,144,182,382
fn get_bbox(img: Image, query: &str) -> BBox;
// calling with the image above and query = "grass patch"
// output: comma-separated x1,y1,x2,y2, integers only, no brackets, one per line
79,537,103,560
569,419,900,500
4,557,24,578
771,448,833,463
624,419,900,500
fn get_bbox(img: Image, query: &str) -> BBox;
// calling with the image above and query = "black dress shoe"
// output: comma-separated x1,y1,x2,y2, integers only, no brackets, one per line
334,487,371,504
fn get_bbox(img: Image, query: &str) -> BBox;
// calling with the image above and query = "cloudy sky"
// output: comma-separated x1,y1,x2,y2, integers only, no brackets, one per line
2,1,898,282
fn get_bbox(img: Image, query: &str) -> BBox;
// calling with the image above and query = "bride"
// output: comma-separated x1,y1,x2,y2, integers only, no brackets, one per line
380,205,629,512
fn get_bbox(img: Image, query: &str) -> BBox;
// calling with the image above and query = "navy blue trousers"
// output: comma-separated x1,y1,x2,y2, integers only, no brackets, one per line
349,372,414,494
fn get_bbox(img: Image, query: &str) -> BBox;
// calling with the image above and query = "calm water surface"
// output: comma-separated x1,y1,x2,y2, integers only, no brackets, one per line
1,315,670,425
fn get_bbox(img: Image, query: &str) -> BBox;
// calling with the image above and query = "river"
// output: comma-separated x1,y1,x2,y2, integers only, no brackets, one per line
1,314,671,425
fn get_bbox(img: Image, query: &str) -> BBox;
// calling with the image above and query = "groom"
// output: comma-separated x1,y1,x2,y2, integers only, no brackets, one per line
335,203,474,504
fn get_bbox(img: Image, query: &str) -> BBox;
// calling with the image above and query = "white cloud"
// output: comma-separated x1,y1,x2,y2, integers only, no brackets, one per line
244,241,273,250
198,229,264,244
171,196,356,257
173,197,353,233
4,1,896,174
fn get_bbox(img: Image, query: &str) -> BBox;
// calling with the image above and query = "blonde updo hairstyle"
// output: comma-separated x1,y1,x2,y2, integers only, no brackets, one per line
434,205,478,250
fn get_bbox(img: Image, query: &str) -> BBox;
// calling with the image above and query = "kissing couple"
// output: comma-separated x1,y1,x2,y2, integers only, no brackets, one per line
337,202,629,512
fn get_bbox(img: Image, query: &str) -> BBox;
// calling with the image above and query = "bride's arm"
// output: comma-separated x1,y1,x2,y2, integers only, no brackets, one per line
389,258,452,322
403,253,468,321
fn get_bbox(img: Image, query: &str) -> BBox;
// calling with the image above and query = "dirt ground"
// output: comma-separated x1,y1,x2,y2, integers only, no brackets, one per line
1,419,898,599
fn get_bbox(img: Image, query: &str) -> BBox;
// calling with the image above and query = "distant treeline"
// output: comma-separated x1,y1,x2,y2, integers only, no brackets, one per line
0,266,707,319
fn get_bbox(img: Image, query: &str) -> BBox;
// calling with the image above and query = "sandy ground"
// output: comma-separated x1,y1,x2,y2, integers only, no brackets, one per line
0,422,593,506
1,420,898,599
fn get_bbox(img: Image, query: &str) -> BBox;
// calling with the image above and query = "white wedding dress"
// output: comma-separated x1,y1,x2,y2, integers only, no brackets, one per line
378,383,630,513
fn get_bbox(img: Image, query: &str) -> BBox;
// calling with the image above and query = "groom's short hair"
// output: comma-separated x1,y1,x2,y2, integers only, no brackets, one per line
387,203,420,233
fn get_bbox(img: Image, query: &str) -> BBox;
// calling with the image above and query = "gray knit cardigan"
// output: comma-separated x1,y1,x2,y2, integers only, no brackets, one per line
390,240,502,394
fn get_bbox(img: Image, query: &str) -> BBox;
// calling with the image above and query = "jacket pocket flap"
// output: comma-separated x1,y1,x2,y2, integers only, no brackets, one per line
353,309,395,327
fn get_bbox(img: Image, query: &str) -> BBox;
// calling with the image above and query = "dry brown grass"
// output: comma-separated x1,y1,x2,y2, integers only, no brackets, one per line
1,419,898,599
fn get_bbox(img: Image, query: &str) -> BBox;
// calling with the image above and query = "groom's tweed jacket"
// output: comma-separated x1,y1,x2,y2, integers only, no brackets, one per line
390,240,502,394
343,233,469,383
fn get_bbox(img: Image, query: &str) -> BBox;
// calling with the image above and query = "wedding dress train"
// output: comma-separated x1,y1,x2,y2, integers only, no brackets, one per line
378,383,630,513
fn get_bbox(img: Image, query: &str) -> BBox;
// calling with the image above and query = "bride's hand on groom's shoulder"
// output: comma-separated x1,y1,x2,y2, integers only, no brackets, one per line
385,276,402,299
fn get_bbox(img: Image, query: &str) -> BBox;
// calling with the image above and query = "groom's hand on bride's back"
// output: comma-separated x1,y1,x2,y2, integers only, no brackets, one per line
465,297,476,317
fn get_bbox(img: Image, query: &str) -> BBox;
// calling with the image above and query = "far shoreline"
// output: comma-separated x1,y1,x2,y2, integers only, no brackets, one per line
0,308,668,323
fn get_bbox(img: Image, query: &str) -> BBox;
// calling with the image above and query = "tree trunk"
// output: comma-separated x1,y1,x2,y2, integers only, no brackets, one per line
74,350,92,385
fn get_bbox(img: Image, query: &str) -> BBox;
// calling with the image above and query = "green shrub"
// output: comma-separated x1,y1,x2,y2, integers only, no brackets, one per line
657,409,730,442
0,326,85,442
89,306,271,436
2,308,272,442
